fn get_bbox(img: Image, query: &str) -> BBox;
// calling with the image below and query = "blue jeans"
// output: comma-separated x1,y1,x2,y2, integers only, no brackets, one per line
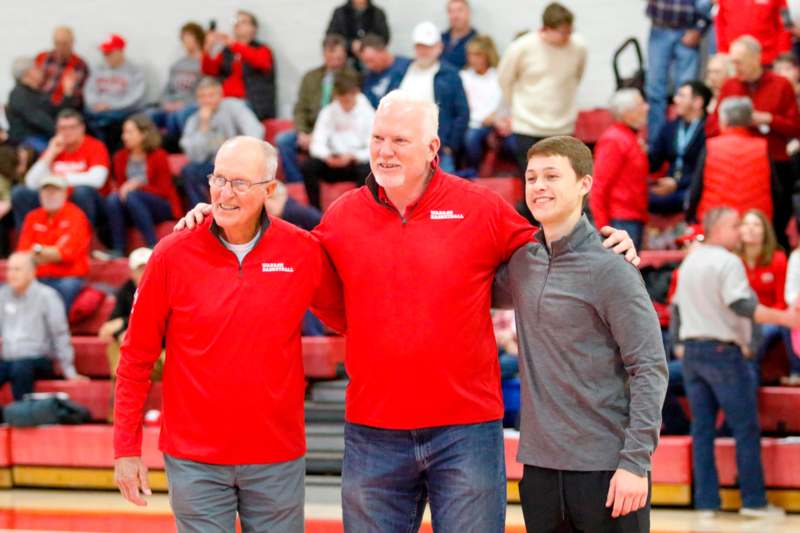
275,130,304,183
649,189,688,215
39,276,85,311
147,104,197,139
462,128,517,175
107,190,174,250
683,341,767,510
646,26,700,144
180,160,215,208
0,356,54,401
342,420,506,532
609,218,644,250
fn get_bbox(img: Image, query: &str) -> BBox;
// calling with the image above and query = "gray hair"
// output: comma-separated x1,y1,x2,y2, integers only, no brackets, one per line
703,206,738,236
378,89,440,142
719,96,753,128
608,88,643,121
197,76,221,91
731,34,762,56
218,136,279,180
11,57,35,83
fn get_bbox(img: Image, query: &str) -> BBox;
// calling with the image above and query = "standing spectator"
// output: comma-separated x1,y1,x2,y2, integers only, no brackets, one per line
302,70,373,209
738,209,797,373
716,0,792,66
84,34,146,152
705,53,733,113
644,0,710,144
148,22,205,143
498,2,587,174
107,114,182,252
459,35,514,177
673,206,795,518
16,175,91,310
0,252,85,401
398,21,469,174
326,0,390,58
179,77,264,207
441,0,478,70
202,10,275,120
14,110,111,233
35,26,89,108
690,97,772,223
707,36,800,248
6,57,79,152
649,80,711,214
359,33,411,107
590,89,650,249
276,34,355,184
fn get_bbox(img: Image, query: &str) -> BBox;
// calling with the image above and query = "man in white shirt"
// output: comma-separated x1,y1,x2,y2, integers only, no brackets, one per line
301,70,374,209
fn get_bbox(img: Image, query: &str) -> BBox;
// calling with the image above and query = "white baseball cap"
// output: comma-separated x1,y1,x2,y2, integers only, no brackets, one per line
412,21,441,46
128,247,153,270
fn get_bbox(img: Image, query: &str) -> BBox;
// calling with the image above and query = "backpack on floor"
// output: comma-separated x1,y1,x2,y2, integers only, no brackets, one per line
3,394,92,427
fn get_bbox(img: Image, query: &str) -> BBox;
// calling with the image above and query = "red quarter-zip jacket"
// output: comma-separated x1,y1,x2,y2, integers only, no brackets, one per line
114,213,344,464
312,167,534,429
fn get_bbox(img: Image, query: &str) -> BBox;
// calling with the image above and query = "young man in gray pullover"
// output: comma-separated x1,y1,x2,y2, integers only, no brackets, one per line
494,136,668,532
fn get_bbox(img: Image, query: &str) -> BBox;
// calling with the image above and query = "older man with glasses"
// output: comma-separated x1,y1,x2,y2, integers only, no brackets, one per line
112,136,343,532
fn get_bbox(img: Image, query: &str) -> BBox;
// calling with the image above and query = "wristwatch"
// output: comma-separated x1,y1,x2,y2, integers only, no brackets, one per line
32,244,43,255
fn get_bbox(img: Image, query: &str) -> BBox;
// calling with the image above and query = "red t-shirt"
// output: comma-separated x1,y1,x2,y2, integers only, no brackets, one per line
49,135,111,194
17,202,91,278
743,250,787,309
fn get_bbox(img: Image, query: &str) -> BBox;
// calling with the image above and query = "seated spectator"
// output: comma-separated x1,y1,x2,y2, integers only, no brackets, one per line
326,0,390,58
738,209,797,374
705,53,733,113
148,22,205,144
84,34,146,152
265,181,322,232
7,57,79,153
441,0,478,69
179,77,264,206
0,145,37,255
14,110,111,234
0,252,86,401
276,34,355,184
689,97,772,223
648,80,712,214
35,26,88,108
202,10,275,120
716,0,792,66
16,175,91,310
397,21,469,174
590,88,650,249
107,114,182,252
459,35,514,177
360,33,411,107
99,247,162,421
774,52,800,99
302,70,373,209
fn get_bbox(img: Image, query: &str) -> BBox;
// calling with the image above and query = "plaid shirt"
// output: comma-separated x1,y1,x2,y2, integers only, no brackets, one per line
646,0,709,31
35,50,89,106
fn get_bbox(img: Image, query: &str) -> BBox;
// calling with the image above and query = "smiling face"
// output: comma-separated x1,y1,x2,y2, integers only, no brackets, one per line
525,154,591,226
739,211,766,248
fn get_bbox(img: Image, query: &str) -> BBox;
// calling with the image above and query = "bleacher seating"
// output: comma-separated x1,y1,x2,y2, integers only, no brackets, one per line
474,177,523,206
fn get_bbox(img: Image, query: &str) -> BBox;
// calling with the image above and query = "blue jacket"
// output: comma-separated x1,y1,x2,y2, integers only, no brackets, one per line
441,28,478,70
648,117,706,191
394,61,470,152
362,56,412,108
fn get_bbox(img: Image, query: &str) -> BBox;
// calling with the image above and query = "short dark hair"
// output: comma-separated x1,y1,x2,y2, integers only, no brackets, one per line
333,69,361,96
237,10,258,28
323,33,347,50
527,136,593,178
361,33,388,51
180,22,206,48
542,2,574,29
775,52,798,67
56,108,84,124
679,80,713,112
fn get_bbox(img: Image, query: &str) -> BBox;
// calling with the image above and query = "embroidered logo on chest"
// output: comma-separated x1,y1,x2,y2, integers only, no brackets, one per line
430,210,464,220
262,262,295,273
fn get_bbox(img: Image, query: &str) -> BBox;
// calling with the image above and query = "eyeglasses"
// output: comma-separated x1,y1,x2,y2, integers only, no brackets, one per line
207,174,273,193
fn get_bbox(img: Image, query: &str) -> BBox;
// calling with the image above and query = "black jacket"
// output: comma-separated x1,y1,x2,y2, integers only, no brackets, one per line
7,83,78,143
327,1,390,52
220,39,276,120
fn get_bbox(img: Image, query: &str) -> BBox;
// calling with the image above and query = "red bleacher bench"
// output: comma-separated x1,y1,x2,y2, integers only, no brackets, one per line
321,182,357,211
474,177,523,207
759,387,800,433
302,336,346,379
72,336,112,377
652,436,693,485
0,427,10,467
0,259,130,286
70,296,116,336
167,153,188,177
125,221,175,254
573,108,614,145
262,118,294,144
504,432,523,480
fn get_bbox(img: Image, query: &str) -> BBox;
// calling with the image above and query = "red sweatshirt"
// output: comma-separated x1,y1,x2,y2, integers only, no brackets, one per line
590,123,650,229
707,71,800,161
716,0,792,65
114,214,344,464
312,168,533,429
111,148,183,219
17,201,91,279
743,250,788,309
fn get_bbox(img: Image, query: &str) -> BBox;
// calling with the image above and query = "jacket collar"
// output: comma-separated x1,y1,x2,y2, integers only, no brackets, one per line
209,209,271,249
534,214,595,257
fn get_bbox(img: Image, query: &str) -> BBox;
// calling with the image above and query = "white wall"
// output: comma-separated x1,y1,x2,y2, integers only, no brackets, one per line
1,0,649,117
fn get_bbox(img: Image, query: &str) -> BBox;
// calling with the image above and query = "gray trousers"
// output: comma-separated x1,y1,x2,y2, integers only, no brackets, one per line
164,454,305,533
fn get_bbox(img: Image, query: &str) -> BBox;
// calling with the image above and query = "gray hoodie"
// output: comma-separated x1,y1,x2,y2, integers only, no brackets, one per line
494,215,668,476
180,98,265,162
84,60,146,111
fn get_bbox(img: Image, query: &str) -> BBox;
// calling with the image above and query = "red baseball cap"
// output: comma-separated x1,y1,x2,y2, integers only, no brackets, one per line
676,224,704,246
99,34,126,54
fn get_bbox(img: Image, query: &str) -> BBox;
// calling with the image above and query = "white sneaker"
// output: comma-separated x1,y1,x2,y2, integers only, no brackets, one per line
739,504,786,518
696,510,716,520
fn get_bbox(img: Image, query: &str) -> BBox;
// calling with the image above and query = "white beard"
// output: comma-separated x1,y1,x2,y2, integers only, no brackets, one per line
373,170,406,188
